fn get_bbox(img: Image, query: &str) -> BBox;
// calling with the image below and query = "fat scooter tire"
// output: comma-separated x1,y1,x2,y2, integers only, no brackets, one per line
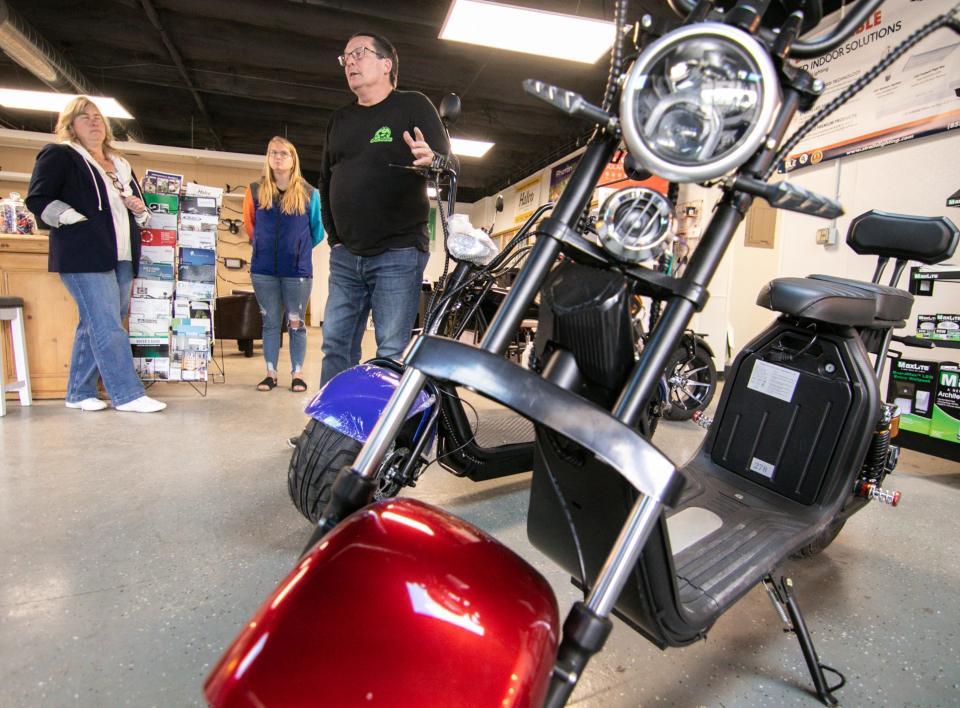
663,341,717,422
288,420,363,523
792,518,847,558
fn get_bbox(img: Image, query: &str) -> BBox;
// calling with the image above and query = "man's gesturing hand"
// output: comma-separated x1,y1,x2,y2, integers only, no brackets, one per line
403,127,435,167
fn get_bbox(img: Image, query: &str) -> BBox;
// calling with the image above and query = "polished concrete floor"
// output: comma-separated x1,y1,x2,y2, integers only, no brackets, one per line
1,332,959,707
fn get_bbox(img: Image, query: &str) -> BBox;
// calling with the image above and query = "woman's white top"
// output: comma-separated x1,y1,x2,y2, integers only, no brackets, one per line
66,141,147,262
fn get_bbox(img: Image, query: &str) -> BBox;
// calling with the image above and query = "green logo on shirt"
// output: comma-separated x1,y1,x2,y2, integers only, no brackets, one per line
370,126,393,143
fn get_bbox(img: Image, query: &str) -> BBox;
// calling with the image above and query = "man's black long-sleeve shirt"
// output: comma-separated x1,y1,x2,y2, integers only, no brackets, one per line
320,90,450,256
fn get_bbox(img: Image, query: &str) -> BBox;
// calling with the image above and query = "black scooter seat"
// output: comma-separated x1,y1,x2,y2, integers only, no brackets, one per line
756,277,876,326
809,274,913,325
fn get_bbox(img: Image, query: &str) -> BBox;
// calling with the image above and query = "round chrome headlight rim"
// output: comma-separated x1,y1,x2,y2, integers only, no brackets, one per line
620,22,781,183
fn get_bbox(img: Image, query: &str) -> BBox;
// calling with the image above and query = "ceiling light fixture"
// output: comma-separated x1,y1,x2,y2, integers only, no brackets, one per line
439,0,615,64
450,137,494,158
0,89,134,119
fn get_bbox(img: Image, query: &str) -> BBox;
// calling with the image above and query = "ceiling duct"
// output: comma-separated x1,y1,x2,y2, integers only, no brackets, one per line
0,0,94,93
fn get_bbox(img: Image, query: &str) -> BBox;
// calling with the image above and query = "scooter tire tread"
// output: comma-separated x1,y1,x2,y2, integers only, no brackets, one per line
288,420,363,523
791,518,847,559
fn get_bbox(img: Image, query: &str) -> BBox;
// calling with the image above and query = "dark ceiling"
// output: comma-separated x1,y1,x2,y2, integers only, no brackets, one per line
0,0,689,203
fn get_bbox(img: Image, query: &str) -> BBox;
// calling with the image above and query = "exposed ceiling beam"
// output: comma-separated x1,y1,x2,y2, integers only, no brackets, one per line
138,0,222,150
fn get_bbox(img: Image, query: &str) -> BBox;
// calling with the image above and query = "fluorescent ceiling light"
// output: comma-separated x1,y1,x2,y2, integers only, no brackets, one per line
0,89,133,119
450,137,494,158
440,0,615,64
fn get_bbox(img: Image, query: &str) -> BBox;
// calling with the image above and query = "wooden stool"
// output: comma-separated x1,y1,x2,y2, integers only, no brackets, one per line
0,296,32,416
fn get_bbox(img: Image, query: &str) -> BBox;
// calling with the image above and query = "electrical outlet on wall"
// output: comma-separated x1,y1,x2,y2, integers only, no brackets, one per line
815,226,837,245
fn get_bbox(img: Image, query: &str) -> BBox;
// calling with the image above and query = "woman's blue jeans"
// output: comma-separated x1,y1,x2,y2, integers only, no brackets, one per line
59,261,145,406
251,273,312,374
320,245,429,386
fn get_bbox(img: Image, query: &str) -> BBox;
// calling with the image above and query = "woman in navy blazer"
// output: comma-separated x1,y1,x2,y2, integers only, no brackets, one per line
26,97,166,413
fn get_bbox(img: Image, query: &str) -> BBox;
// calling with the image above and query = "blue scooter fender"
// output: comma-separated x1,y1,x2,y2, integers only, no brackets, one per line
304,363,435,442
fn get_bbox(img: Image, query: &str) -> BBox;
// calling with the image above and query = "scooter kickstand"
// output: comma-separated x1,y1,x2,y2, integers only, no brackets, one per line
761,574,845,706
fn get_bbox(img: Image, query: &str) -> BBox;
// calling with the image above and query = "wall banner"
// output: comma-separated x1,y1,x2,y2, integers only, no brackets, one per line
781,0,959,173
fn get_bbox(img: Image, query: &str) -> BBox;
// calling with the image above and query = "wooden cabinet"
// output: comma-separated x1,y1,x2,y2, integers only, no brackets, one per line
0,234,77,399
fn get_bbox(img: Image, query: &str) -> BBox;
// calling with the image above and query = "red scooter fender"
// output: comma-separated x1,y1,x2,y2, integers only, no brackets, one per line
205,499,559,707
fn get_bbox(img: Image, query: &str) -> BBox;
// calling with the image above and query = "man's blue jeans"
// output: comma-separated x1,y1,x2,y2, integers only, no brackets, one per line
321,245,429,386
251,273,312,374
60,261,145,406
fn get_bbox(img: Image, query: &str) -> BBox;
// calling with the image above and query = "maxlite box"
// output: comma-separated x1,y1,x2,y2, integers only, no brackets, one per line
932,365,960,443
887,358,938,435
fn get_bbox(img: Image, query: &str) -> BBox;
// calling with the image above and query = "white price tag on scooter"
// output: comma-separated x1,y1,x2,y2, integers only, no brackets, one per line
750,457,776,479
747,360,800,403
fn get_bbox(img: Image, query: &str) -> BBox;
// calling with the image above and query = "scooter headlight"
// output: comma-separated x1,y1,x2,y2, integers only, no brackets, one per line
598,187,674,264
620,23,780,182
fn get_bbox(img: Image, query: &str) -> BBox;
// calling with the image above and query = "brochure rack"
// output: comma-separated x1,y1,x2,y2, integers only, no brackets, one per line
131,171,223,396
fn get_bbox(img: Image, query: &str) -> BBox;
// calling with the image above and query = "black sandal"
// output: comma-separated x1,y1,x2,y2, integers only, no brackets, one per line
290,377,308,393
257,376,278,391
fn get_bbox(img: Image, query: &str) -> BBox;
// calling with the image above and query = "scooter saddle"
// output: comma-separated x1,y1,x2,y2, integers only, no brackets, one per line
809,274,913,326
756,277,877,327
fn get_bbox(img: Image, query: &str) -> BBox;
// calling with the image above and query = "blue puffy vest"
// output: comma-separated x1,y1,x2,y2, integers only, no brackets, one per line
249,182,315,278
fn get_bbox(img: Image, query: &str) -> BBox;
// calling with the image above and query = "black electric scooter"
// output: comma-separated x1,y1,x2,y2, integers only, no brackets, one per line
210,0,960,704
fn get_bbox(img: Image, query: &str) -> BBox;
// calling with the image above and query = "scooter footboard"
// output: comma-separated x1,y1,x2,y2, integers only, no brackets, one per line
205,499,559,708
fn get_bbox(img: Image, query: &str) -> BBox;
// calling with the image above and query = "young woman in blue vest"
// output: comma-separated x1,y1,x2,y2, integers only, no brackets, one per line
243,137,323,392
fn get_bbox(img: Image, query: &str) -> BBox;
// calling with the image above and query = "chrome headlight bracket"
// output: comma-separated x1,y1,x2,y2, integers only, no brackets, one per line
620,23,780,183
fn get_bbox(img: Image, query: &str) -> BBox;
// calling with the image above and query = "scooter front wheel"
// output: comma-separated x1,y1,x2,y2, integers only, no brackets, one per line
288,420,363,523
288,420,414,523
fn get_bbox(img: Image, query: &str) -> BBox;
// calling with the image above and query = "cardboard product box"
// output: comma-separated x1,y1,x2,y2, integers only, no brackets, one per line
886,358,938,435
931,365,960,444
917,314,938,336
936,314,960,341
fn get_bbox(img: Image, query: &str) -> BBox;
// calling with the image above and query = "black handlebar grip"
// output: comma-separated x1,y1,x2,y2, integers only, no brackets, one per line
769,182,844,219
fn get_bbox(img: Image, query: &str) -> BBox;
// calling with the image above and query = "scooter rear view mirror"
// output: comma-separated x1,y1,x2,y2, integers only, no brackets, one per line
439,93,461,128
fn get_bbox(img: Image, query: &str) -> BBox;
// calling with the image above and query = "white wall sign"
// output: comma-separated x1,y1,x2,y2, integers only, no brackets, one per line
782,0,959,173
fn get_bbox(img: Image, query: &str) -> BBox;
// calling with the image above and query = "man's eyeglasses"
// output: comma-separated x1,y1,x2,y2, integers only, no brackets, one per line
337,45,382,67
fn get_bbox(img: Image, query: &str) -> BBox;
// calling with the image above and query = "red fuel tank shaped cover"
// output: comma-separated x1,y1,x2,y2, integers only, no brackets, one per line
205,499,560,707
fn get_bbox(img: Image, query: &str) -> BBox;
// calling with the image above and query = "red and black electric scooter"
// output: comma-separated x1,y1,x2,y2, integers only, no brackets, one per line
205,0,960,705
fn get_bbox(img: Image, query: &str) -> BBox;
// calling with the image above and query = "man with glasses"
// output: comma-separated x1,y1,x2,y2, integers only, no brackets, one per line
318,31,450,386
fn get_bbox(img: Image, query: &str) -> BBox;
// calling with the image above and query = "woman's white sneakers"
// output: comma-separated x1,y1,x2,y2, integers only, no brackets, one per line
65,395,166,413
115,395,167,413
65,398,109,411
